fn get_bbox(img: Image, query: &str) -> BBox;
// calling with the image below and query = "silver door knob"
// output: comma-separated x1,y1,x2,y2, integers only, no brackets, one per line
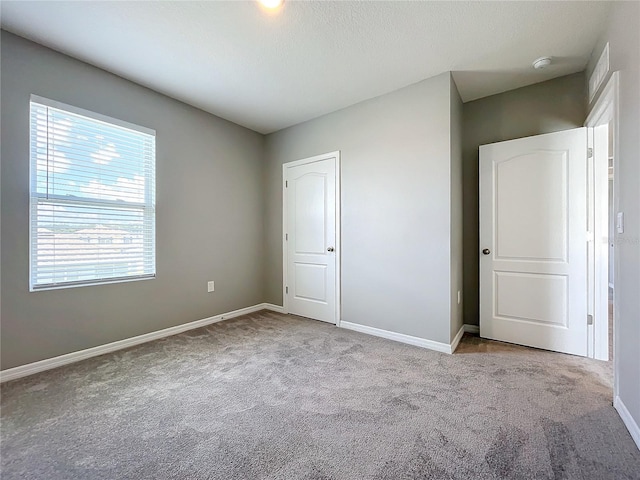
482,248,490,255
327,247,335,252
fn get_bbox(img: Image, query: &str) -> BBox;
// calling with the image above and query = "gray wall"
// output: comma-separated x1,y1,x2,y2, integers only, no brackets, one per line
1,32,266,369
265,73,455,344
587,0,640,437
461,73,587,326
449,78,464,341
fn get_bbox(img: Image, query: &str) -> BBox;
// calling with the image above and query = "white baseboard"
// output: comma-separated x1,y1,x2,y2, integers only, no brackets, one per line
463,324,480,334
614,396,640,450
340,321,456,354
450,325,465,353
1,303,283,383
263,303,285,314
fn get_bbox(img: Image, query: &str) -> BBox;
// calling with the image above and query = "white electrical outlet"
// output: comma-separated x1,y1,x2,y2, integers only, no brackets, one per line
457,290,461,305
207,281,215,292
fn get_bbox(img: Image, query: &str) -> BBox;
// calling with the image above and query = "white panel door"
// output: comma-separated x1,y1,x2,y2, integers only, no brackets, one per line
285,154,338,324
480,128,588,356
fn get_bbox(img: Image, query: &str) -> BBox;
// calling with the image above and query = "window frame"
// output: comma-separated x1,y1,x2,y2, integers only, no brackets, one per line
29,95,157,291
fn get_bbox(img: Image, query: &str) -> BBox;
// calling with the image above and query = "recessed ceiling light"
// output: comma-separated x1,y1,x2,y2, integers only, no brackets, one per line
532,57,552,70
258,0,284,10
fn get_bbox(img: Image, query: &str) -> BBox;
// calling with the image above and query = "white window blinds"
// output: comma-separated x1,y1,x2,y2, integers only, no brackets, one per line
29,96,156,290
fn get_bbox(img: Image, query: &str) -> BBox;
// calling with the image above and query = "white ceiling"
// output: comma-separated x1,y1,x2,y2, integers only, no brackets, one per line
1,1,611,134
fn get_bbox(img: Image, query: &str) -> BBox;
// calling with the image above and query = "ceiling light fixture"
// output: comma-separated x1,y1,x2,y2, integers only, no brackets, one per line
258,0,284,10
532,57,552,70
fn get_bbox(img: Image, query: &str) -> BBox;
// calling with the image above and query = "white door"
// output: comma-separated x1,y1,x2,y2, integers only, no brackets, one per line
479,128,588,356
284,153,339,324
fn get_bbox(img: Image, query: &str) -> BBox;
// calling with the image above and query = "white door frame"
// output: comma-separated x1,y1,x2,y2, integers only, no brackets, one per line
585,72,618,365
282,151,341,325
585,72,620,370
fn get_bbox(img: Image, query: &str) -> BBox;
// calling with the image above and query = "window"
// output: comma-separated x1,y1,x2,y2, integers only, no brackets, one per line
29,95,156,290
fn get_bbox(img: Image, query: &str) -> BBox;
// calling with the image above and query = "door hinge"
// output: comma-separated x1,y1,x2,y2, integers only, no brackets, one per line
587,314,594,325
285,233,288,241
286,286,289,294
587,147,593,159
285,180,288,188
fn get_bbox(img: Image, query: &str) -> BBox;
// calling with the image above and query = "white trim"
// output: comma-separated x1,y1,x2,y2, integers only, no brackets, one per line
281,151,339,169
340,321,458,354
463,324,480,334
614,396,640,450
591,124,609,361
31,274,155,292
0,303,282,383
263,303,285,314
586,126,596,359
335,155,342,327
282,151,341,325
449,325,465,353
282,162,288,314
30,94,155,136
585,72,619,367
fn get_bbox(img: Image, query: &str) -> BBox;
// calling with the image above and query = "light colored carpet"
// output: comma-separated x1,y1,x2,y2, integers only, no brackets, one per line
1,310,639,479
